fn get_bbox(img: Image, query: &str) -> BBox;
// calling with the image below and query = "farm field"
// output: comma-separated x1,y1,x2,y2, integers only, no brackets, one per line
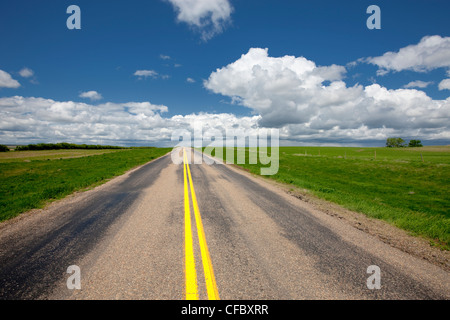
210,146,450,250
0,148,171,222
0,149,124,163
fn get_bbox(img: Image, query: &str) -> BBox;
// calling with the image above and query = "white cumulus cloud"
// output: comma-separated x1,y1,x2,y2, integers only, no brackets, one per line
134,70,169,80
403,80,433,89
0,70,20,88
166,0,233,40
79,90,103,101
134,70,159,79
204,48,450,142
18,67,34,78
365,35,450,74
438,79,450,90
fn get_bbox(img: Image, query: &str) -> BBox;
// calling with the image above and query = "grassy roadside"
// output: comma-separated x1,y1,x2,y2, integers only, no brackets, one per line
205,146,450,250
0,148,171,222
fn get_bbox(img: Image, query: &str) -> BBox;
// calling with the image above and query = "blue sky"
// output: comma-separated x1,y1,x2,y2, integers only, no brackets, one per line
1,0,450,146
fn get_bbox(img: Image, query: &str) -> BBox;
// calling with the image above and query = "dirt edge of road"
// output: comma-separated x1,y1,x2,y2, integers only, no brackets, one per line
229,164,450,273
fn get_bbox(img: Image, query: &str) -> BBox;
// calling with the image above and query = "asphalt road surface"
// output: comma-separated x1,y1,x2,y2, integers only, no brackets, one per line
0,148,448,300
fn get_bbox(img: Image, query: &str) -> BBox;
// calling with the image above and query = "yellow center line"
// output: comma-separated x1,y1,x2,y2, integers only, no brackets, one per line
183,148,220,300
183,149,198,300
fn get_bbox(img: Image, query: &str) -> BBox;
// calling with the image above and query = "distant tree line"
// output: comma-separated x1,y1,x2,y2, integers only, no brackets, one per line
386,138,423,148
14,143,126,151
0,144,10,152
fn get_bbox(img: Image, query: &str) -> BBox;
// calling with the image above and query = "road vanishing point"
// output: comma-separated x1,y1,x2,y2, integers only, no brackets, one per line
0,148,448,300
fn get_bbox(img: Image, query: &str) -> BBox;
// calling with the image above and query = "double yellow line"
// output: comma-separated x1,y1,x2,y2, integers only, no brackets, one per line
183,148,220,300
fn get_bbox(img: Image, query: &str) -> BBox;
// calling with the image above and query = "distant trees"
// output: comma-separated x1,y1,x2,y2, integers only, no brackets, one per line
386,138,423,148
0,144,10,152
386,138,406,148
408,139,423,147
15,143,125,151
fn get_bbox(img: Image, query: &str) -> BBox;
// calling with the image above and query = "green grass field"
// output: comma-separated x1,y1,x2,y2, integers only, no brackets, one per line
208,146,450,250
0,148,171,222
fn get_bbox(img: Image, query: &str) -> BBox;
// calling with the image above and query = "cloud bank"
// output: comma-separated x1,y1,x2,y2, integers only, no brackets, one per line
204,48,450,143
0,96,260,146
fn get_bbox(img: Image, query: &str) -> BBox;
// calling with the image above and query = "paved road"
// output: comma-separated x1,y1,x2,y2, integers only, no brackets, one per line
0,149,448,300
